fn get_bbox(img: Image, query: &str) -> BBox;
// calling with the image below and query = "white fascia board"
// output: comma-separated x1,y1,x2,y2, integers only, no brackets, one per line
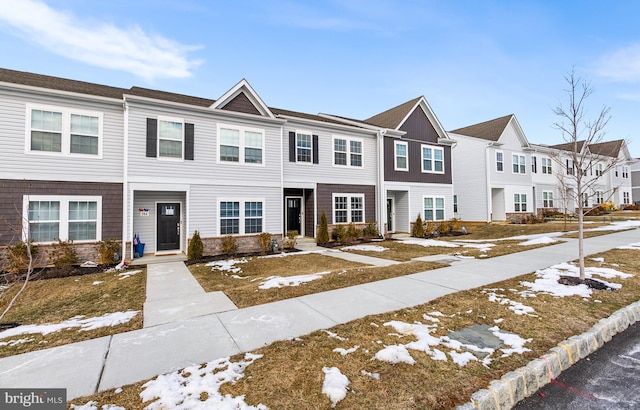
508,115,532,148
278,114,379,137
0,81,124,105
209,79,275,118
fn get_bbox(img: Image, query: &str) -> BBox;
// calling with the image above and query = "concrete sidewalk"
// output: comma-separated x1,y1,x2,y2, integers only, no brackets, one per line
0,228,637,400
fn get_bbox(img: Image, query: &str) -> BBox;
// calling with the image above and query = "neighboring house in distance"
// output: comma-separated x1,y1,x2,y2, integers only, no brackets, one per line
449,114,534,222
589,140,634,207
0,69,126,264
632,158,640,205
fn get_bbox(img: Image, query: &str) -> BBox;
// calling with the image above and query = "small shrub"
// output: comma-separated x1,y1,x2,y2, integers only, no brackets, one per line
425,221,436,236
50,239,78,268
317,211,330,245
5,241,38,274
220,235,238,255
449,218,462,232
362,221,379,239
623,204,640,210
258,232,272,255
188,230,204,260
601,200,617,212
331,225,346,242
284,230,298,249
96,239,120,265
437,221,450,234
345,222,360,244
412,214,425,238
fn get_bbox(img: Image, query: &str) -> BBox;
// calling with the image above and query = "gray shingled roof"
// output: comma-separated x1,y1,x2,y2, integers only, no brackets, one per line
450,114,513,141
127,86,214,107
0,67,126,99
588,140,624,158
270,107,355,125
364,97,422,129
549,140,586,153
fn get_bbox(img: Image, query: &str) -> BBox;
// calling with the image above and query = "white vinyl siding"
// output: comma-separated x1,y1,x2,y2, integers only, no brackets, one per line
23,195,101,243
421,145,444,173
26,104,103,158
333,136,363,167
333,194,364,223
423,196,445,221
395,141,408,171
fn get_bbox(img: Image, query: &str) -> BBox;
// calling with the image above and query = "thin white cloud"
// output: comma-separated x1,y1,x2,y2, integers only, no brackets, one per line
596,44,640,82
0,0,201,81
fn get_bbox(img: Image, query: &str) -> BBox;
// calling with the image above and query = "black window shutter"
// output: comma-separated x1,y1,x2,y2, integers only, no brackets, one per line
312,134,319,164
289,131,296,162
146,118,157,158
185,123,194,160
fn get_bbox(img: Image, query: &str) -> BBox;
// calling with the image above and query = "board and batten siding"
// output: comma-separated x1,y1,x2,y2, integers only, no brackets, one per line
0,88,124,182
126,101,282,188
282,124,378,186
450,134,490,222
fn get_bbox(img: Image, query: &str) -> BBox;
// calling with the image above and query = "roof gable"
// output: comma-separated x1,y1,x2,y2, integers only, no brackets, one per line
450,115,513,142
588,140,623,158
365,96,450,140
210,79,274,118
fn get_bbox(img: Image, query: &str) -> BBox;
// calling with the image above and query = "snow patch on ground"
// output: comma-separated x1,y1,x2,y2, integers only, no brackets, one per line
616,242,640,250
360,370,380,380
461,243,496,252
117,269,142,280
70,402,125,410
322,367,350,407
342,245,388,252
518,236,559,246
259,249,327,258
323,330,348,341
0,311,139,338
399,238,460,248
373,344,416,365
333,345,359,356
258,271,330,289
483,289,536,316
139,353,267,410
206,258,248,274
0,337,35,347
92,281,104,285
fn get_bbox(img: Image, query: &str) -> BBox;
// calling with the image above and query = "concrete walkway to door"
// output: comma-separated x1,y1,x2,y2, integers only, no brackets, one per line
143,261,237,327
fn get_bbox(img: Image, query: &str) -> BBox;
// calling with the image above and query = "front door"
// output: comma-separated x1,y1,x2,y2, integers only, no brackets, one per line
157,203,181,251
286,197,302,235
387,198,394,232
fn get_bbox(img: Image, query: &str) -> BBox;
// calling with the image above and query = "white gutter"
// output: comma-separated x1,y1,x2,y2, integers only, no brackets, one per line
120,99,129,265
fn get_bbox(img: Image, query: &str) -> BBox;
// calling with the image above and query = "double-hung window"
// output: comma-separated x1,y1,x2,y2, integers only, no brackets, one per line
582,193,589,207
542,158,552,174
24,196,101,243
513,154,526,174
496,151,504,172
514,194,527,212
595,163,603,176
422,145,444,173
623,192,630,204
542,191,554,208
219,200,264,235
27,105,102,157
296,133,312,163
566,159,575,175
333,137,363,167
333,194,364,224
158,119,184,159
395,141,408,171
622,166,629,178
423,197,445,221
218,125,264,164
531,156,537,173
596,191,604,204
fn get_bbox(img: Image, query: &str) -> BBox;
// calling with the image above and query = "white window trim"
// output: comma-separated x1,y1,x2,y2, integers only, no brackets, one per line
157,115,185,162
332,193,365,224
295,130,314,165
217,198,265,236
541,157,552,174
423,196,446,221
22,195,102,243
542,191,554,208
514,194,527,212
394,141,408,171
512,154,526,174
421,144,445,174
495,150,504,173
622,166,629,179
217,123,266,166
332,135,364,168
25,104,104,159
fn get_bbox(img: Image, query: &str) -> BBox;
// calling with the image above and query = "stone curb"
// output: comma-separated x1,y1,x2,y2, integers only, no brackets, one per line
457,300,640,410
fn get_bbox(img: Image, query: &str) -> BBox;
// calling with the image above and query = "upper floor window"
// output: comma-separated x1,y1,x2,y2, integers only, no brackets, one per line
333,194,364,224
512,154,526,174
596,191,604,204
297,133,312,163
27,105,103,158
514,194,527,212
424,197,445,221
496,151,503,172
531,156,537,173
566,159,575,175
622,166,629,178
333,137,363,167
218,125,264,165
23,195,101,243
395,141,408,171
158,119,184,159
422,145,444,173
595,163,603,176
541,157,552,174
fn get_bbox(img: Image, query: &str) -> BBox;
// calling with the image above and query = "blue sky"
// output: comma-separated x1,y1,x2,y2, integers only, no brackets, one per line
0,0,638,156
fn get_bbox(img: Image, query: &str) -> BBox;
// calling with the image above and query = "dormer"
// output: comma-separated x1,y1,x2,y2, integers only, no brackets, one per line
210,79,275,118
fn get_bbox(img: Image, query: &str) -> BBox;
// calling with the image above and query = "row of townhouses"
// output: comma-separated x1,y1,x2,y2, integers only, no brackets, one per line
0,68,635,263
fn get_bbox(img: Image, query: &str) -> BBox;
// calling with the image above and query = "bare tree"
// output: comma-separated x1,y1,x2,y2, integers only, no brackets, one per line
552,69,622,280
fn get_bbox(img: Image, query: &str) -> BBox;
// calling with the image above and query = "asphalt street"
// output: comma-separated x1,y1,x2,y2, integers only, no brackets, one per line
515,321,640,409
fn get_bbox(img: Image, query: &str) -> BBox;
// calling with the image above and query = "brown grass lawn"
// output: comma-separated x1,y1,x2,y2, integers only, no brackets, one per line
189,254,444,308
0,267,146,357
71,248,640,410
454,221,606,239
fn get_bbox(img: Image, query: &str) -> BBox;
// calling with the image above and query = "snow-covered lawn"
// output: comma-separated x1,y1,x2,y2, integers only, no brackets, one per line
258,271,331,289
341,244,388,252
0,311,139,339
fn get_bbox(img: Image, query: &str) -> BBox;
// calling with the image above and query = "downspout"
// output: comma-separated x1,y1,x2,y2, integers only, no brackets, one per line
377,129,386,236
120,98,129,265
